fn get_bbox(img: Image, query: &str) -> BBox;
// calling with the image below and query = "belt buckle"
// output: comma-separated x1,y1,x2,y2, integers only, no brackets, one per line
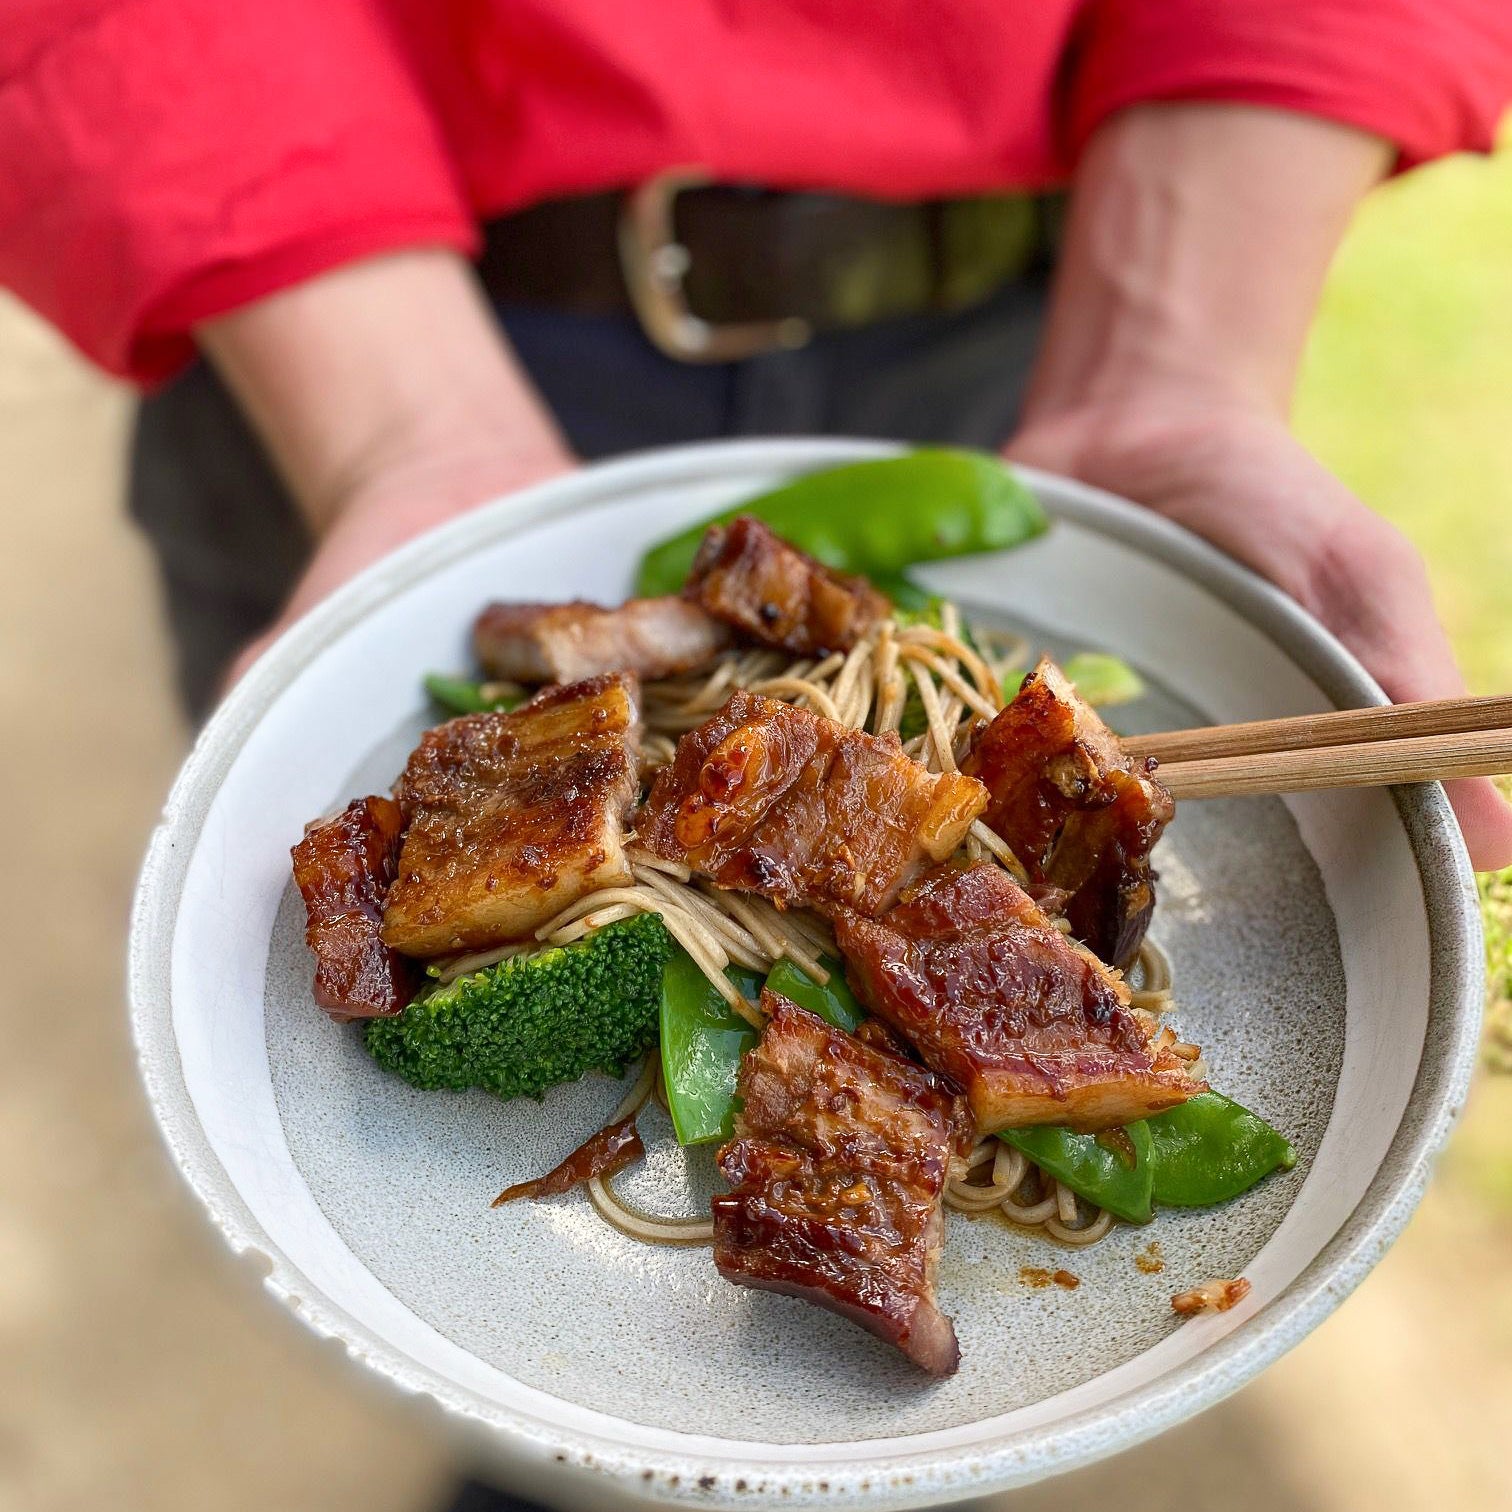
618,169,812,363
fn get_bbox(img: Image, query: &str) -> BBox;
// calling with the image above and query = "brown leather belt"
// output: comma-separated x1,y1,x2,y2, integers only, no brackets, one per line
478,171,1056,362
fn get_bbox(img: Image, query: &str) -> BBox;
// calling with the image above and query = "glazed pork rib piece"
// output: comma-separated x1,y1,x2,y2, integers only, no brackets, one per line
291,796,418,1020
685,515,890,657
473,598,731,685
714,993,972,1377
834,863,1204,1132
638,689,987,916
382,673,641,957
963,657,1174,968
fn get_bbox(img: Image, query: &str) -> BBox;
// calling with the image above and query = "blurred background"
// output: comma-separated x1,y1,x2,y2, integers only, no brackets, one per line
2,142,1511,1512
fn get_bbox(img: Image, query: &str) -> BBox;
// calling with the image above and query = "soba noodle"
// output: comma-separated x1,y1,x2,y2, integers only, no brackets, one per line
540,606,1176,1251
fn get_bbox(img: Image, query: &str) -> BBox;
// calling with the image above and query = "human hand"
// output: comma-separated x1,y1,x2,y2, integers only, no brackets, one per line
1006,398,1512,870
223,441,576,691
1014,104,1511,868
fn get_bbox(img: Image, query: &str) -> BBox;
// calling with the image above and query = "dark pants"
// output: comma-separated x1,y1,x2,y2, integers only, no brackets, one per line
129,276,1049,722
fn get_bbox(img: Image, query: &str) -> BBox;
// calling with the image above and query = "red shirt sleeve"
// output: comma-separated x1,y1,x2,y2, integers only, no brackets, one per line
0,0,478,385
1067,0,1512,168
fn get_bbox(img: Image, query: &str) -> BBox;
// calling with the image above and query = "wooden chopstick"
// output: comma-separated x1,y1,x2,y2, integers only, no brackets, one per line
1128,694,1512,799
1155,726,1512,800
1125,693,1512,765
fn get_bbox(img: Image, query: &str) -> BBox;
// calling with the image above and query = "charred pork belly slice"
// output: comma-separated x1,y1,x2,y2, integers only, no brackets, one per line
291,796,418,1020
714,993,972,1377
1050,775,1173,972
963,657,1174,968
638,690,986,916
473,597,732,685
685,515,890,657
382,673,640,958
834,863,1203,1133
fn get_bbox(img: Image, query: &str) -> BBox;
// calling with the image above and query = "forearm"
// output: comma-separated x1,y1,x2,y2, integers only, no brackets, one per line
202,249,575,654
197,249,571,536
1022,104,1391,428
1008,105,1512,867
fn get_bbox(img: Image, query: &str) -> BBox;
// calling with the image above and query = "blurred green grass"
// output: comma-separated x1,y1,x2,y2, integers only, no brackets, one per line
1295,140,1512,1062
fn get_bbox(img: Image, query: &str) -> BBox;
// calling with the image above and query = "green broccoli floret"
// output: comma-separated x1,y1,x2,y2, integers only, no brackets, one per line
364,912,674,1101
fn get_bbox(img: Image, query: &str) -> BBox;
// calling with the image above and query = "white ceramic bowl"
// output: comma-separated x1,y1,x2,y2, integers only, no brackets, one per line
130,439,1482,1509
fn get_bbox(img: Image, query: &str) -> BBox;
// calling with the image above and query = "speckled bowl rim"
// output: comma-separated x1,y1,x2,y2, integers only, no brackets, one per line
129,438,1483,1508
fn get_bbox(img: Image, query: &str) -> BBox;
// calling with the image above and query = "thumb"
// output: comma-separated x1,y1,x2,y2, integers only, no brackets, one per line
1300,514,1512,874
1444,777,1512,872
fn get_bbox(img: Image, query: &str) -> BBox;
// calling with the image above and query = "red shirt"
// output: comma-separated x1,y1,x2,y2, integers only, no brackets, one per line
2,0,1509,385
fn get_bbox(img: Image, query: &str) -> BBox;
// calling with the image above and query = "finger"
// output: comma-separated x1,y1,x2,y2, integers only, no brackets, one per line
217,633,274,704
1339,579,1512,872
1445,778,1512,872
1354,656,1512,872
1296,517,1512,870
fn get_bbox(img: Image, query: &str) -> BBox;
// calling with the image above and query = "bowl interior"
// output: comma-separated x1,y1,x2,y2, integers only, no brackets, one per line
135,442,1473,1507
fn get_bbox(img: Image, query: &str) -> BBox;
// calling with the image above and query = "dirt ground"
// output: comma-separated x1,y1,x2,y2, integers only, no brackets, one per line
1,289,1509,1512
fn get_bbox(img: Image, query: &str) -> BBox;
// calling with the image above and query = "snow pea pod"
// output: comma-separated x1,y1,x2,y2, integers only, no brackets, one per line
658,952,765,1146
868,572,938,619
1060,652,1145,708
998,653,1144,710
660,953,867,1146
1145,1092,1297,1207
423,673,523,716
634,449,1046,598
999,1121,1155,1224
763,957,866,1033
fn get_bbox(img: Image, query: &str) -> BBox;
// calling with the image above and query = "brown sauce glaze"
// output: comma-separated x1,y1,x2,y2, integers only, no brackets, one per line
1019,1266,1081,1290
